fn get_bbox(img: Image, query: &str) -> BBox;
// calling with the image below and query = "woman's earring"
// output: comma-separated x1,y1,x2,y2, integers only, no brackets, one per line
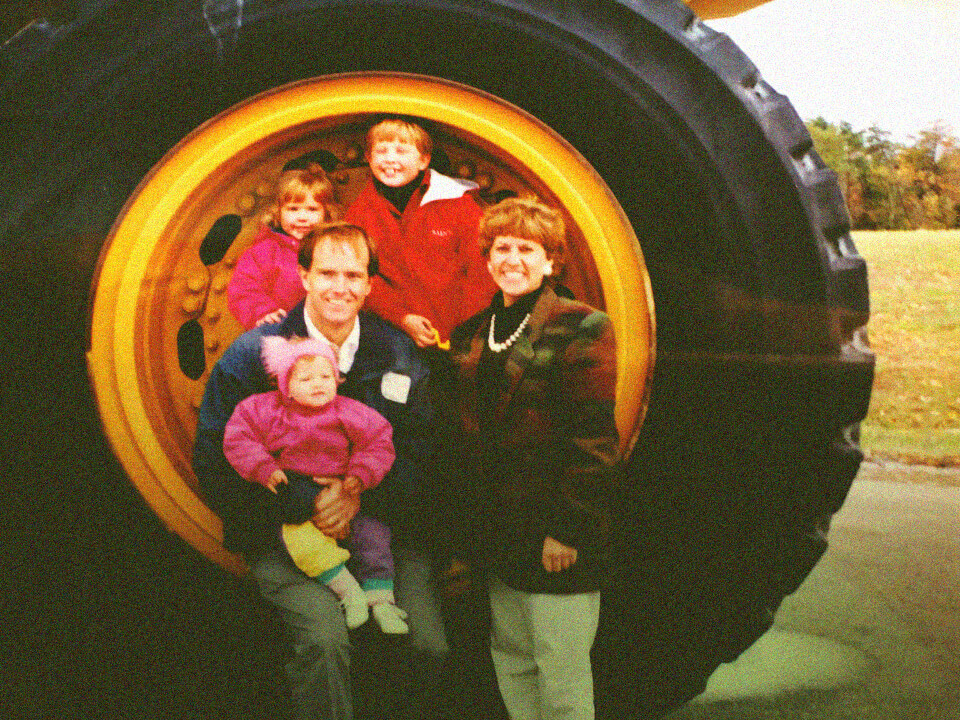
543,260,554,276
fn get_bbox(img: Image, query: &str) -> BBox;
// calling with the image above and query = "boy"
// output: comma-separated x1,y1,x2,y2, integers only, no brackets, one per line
345,117,497,347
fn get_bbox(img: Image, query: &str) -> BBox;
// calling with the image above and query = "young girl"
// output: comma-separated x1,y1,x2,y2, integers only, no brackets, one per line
223,336,409,634
227,164,340,329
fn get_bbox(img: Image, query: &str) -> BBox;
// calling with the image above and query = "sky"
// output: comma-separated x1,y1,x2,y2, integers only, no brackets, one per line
708,0,960,143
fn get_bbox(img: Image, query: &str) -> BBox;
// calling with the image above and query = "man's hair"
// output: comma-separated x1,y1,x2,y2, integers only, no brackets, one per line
297,222,379,278
262,163,341,227
478,197,567,269
365,118,433,158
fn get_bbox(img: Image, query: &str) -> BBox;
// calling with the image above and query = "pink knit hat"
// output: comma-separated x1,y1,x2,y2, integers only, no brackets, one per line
261,335,340,397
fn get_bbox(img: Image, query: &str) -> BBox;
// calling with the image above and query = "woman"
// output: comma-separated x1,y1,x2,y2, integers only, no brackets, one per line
439,197,620,720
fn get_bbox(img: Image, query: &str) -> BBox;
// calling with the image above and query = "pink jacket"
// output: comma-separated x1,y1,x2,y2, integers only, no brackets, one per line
223,393,395,490
345,169,497,340
226,225,306,329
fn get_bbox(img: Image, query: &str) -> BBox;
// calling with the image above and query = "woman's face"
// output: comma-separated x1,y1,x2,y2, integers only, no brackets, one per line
487,235,552,306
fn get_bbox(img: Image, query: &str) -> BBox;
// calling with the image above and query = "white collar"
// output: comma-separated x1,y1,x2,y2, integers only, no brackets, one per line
303,312,361,374
419,168,479,207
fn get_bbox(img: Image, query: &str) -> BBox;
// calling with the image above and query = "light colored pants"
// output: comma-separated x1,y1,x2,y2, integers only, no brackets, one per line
488,576,601,720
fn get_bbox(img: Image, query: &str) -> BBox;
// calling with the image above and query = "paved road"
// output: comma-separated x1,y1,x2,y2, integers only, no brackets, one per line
664,462,960,719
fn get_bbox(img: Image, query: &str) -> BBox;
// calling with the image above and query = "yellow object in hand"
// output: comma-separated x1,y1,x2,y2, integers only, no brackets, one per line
432,328,450,350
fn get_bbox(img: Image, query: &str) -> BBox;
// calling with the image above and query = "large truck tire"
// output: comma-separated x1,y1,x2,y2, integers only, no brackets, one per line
1,1,872,717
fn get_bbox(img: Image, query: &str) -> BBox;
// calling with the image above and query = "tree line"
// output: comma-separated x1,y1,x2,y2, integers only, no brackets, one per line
806,118,960,230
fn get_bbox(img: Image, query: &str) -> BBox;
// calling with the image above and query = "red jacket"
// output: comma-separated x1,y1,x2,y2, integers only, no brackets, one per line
345,169,497,340
226,224,306,329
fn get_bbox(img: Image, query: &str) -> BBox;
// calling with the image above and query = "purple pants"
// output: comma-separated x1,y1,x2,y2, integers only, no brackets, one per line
348,513,394,581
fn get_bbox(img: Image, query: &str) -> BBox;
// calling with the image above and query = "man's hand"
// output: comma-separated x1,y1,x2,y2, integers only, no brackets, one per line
255,308,288,327
342,475,361,494
312,476,360,540
401,314,437,348
542,536,578,573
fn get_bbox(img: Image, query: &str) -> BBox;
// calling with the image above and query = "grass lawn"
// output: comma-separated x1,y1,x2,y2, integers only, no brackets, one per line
853,230,960,466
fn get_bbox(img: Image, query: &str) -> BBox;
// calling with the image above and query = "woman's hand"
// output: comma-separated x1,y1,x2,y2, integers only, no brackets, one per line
312,476,360,540
401,314,437,347
542,536,578,572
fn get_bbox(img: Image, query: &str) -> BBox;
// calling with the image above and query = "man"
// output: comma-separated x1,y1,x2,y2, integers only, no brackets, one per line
193,222,448,720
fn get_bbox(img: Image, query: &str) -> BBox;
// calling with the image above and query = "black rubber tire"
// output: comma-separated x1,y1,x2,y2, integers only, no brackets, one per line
1,1,873,718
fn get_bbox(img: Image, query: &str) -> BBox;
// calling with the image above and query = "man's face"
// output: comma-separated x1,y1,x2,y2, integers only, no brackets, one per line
299,239,372,332
368,138,430,188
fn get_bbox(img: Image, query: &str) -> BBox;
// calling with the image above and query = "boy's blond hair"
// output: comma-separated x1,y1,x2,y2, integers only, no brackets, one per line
262,163,340,227
478,197,567,270
365,118,433,158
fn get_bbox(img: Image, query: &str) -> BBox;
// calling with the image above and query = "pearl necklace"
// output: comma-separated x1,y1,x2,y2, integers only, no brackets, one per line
488,312,531,352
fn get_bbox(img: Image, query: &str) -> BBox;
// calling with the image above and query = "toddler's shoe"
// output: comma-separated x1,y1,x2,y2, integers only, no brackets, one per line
340,584,370,629
371,602,409,635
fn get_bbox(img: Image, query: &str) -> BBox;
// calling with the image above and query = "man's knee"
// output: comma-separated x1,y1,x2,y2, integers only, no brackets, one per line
286,617,351,691
297,619,349,655
251,552,351,662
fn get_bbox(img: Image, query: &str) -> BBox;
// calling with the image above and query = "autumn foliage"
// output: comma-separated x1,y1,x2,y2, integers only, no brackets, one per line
808,119,960,231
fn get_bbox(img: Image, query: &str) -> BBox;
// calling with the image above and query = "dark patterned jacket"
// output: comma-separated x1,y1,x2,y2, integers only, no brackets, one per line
437,286,620,593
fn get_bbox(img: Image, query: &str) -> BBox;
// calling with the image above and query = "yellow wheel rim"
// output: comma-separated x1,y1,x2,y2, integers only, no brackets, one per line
88,73,655,574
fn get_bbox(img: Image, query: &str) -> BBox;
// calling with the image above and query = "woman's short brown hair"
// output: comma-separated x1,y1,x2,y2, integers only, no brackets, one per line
478,197,566,269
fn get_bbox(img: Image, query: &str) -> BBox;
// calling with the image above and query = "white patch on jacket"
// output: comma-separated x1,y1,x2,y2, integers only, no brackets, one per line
420,168,479,207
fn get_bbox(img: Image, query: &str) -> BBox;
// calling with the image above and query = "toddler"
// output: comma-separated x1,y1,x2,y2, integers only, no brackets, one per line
345,117,497,347
227,163,340,329
223,335,408,633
